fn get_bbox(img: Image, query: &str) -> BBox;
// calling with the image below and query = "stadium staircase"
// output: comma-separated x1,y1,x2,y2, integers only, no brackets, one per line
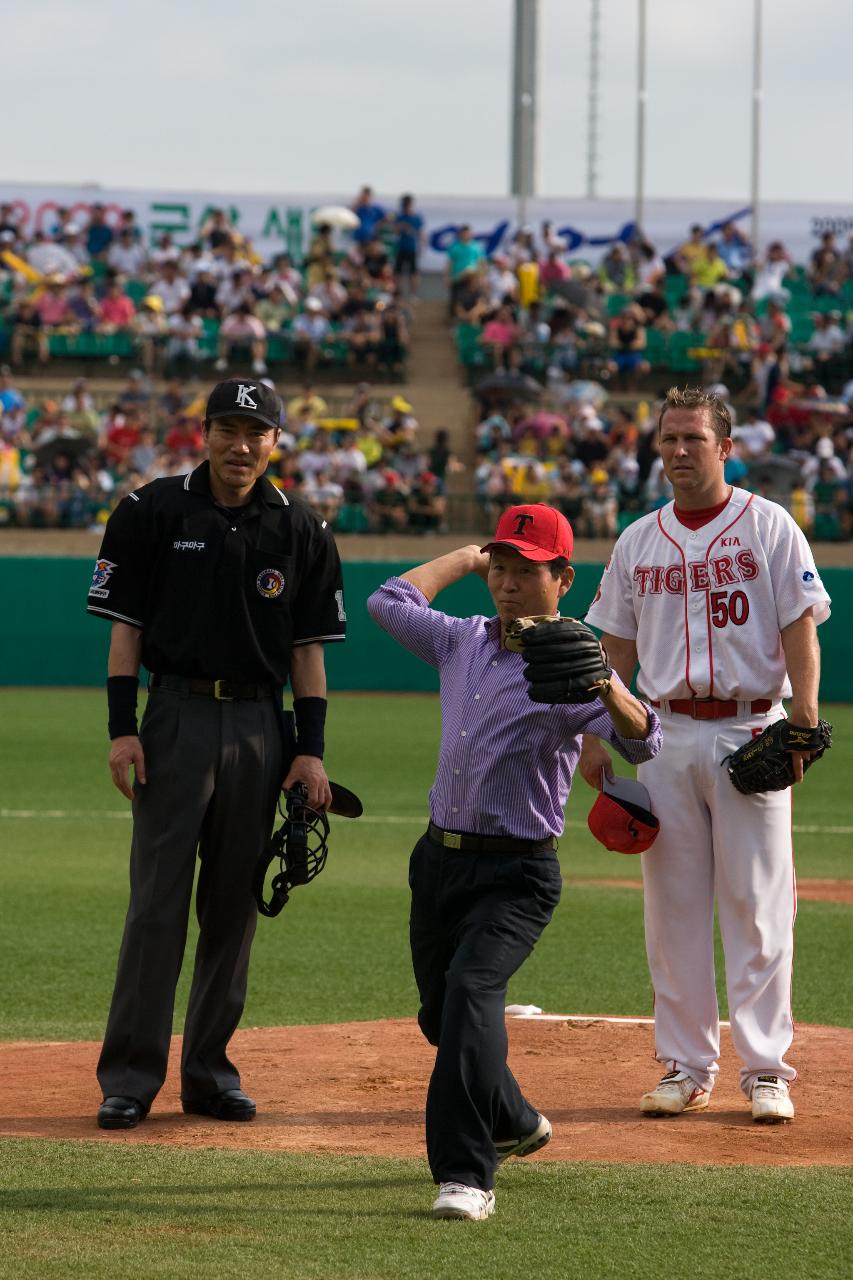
405,301,471,441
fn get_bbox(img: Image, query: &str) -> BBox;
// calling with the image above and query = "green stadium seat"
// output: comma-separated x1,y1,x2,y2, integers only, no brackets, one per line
644,328,668,366
812,294,844,315
267,333,294,363
125,279,149,304
199,318,220,359
813,511,841,541
789,314,814,345
606,294,634,317
663,274,689,308
335,503,370,534
47,332,133,359
321,327,349,363
455,323,488,370
668,331,705,372
617,509,644,533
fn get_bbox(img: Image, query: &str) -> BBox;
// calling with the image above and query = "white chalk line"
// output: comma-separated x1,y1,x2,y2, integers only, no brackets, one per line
1,810,852,837
508,1012,733,1027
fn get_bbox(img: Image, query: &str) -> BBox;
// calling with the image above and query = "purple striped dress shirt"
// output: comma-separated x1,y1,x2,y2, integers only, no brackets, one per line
367,578,662,840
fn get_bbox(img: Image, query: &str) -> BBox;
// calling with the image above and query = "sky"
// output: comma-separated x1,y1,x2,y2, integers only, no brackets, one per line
5,0,853,202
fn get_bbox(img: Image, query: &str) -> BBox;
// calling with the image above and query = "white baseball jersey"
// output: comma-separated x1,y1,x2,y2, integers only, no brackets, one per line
586,488,831,702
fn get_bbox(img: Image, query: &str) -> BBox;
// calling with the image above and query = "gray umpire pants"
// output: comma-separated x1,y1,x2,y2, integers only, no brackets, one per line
97,686,285,1108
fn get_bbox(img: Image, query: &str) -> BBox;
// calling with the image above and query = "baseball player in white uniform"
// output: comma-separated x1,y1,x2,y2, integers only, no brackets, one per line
582,387,831,1123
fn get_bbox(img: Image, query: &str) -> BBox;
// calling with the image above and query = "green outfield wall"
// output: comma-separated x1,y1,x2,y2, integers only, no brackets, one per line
1,558,850,700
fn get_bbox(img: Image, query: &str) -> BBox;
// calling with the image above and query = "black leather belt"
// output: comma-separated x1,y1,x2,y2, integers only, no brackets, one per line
150,674,276,701
427,821,557,855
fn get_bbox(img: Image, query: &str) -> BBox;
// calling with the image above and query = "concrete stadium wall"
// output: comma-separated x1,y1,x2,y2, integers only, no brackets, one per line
2,559,850,701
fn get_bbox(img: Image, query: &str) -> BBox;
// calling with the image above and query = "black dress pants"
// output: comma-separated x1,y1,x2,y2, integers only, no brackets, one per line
97,688,285,1107
409,831,562,1191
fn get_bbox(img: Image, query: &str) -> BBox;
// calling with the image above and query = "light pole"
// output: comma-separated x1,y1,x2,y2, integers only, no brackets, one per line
750,0,763,257
510,0,539,227
634,0,648,238
586,0,601,199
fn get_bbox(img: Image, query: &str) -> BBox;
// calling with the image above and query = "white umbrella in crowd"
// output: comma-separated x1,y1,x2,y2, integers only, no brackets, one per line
310,206,360,231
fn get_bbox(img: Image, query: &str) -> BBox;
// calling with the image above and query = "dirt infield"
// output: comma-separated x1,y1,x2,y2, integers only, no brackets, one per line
1,1017,849,1167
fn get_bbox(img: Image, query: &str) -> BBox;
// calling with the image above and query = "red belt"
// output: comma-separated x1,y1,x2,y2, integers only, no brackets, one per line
651,698,772,720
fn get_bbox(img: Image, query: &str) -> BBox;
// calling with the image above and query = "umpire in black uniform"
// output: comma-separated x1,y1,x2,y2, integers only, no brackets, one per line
87,377,346,1130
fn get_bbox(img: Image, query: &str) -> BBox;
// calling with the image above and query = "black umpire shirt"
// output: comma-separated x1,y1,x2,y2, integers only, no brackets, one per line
86,461,346,684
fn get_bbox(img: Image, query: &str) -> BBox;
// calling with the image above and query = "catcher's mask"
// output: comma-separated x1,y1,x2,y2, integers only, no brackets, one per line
253,780,362,918
253,784,330,918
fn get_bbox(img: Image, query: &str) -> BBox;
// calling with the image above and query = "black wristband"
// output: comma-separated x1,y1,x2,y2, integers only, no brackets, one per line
107,675,140,740
293,696,327,759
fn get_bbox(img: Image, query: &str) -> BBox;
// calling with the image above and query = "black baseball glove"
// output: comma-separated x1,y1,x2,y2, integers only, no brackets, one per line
725,719,833,795
505,615,612,704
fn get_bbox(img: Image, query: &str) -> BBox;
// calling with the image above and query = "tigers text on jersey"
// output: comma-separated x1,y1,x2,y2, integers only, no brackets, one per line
585,488,831,703
85,461,346,686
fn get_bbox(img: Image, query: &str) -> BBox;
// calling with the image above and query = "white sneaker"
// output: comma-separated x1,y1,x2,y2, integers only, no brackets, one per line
214,357,227,372
640,1070,710,1116
252,359,268,374
751,1075,795,1123
495,1112,552,1164
431,1182,495,1221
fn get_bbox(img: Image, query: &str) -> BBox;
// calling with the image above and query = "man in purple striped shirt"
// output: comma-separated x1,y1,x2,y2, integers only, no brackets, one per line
367,503,661,1222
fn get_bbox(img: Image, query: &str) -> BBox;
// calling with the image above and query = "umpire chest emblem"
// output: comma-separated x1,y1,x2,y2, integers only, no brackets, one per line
257,568,285,598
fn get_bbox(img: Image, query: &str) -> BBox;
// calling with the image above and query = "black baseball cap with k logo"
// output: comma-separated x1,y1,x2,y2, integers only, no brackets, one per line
206,378,282,430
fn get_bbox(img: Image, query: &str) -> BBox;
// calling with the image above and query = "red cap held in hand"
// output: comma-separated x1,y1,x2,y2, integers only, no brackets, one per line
482,504,574,562
588,774,659,855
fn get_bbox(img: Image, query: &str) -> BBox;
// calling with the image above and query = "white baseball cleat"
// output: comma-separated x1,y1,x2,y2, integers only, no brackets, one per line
751,1075,795,1123
640,1070,711,1116
495,1112,552,1164
431,1182,496,1221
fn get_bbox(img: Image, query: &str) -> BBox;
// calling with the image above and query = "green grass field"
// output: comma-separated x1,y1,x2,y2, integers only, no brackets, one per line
1,690,851,1278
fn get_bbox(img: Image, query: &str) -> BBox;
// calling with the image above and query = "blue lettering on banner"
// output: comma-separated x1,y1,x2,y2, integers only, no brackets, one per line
428,206,753,258
430,221,510,255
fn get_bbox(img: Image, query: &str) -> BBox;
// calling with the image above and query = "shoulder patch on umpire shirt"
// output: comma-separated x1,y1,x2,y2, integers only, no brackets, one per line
89,558,117,599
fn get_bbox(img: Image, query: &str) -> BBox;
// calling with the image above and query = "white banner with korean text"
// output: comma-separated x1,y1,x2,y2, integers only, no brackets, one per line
1,183,851,270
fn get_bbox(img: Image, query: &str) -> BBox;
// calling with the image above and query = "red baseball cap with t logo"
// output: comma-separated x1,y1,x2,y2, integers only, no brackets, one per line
588,774,660,855
482,504,574,562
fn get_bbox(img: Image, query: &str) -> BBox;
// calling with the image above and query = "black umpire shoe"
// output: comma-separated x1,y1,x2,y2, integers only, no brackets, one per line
97,1096,147,1130
182,1088,256,1121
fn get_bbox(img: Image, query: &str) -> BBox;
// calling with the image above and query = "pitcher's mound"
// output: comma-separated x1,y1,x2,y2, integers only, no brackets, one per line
1,1018,849,1167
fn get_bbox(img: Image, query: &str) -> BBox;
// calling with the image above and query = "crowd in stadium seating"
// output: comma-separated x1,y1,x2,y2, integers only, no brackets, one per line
1,198,852,540
450,219,853,541
0,365,464,533
451,219,853,396
0,189,448,534
472,384,853,542
0,189,421,378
